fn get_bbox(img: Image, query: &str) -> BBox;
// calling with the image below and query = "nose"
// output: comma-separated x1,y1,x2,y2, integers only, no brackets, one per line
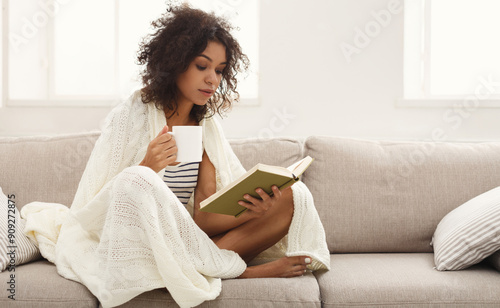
205,70,218,86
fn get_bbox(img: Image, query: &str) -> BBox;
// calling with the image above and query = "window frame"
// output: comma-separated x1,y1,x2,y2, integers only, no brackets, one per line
398,0,500,108
1,0,259,108
2,0,121,107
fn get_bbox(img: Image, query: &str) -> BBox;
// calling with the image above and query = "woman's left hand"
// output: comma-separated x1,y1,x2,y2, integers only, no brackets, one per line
238,185,282,219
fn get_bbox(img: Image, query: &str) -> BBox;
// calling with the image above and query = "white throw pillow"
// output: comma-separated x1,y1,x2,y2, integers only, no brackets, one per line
432,186,500,271
0,187,42,271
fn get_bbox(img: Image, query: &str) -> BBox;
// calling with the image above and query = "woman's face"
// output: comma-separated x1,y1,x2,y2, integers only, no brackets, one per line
176,40,227,107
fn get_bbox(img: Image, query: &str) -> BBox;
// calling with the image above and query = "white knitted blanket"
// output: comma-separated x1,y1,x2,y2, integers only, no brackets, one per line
22,90,330,308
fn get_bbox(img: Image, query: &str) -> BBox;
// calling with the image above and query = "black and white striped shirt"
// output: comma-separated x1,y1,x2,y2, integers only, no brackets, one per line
163,162,200,206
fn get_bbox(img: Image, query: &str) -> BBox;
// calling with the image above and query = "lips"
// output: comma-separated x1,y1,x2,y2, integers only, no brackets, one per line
199,89,214,97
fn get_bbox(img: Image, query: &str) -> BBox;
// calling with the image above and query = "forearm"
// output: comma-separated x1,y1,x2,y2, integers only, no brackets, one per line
194,149,255,236
193,190,253,237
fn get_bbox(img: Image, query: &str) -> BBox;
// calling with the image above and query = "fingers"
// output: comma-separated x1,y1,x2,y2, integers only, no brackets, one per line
239,191,263,207
249,186,281,202
157,125,168,137
157,130,174,145
152,125,175,150
271,185,281,198
239,192,269,213
255,188,271,201
142,125,180,172
238,196,261,211
149,139,176,157
163,145,178,160
238,185,282,216
153,125,175,147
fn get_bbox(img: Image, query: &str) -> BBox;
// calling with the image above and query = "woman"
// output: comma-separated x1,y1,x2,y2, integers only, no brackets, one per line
23,4,329,308
137,4,314,278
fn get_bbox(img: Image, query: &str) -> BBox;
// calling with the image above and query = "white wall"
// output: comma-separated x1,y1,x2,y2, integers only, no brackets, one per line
2,0,499,141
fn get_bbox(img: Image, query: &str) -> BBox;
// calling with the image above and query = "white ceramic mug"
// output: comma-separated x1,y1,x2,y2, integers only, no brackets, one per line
167,126,203,162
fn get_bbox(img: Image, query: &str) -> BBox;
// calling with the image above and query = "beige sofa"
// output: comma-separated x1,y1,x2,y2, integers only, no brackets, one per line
1,131,500,307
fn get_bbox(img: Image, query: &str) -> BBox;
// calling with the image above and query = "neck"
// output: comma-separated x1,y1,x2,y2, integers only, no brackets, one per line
165,102,196,127
166,111,191,126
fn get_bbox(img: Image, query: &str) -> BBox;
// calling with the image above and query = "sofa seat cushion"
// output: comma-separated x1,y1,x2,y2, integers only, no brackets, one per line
0,260,98,307
315,253,500,307
109,273,321,308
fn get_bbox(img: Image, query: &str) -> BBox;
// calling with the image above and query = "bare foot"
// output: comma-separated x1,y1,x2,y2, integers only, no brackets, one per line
237,256,311,278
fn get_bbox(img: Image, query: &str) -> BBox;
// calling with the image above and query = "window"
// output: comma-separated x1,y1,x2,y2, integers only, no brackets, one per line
402,0,500,107
1,0,259,107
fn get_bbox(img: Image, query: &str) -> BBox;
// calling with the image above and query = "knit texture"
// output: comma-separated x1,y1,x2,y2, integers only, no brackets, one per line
22,89,330,307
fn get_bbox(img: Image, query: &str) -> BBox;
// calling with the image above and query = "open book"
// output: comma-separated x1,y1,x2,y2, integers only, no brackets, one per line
199,156,314,217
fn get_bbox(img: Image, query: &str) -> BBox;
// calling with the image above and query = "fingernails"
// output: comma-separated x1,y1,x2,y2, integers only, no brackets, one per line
305,257,311,264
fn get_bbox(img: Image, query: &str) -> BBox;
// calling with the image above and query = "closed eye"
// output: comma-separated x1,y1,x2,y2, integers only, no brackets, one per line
196,65,207,71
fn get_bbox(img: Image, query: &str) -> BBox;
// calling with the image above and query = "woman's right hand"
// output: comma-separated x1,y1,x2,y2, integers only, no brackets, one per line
139,125,178,173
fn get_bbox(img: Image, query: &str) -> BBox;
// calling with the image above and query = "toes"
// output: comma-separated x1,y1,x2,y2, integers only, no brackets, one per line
292,256,312,265
291,264,307,273
290,269,307,277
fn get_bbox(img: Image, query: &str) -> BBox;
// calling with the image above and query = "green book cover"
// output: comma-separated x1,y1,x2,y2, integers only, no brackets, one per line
199,156,314,217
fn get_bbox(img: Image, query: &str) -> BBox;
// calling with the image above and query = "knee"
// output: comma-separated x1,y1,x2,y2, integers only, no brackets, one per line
114,165,163,192
123,165,158,177
279,187,294,216
269,187,294,223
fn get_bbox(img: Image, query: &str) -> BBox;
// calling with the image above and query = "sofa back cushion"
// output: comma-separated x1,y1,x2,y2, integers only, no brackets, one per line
0,132,100,209
303,136,500,253
0,132,303,211
229,137,304,171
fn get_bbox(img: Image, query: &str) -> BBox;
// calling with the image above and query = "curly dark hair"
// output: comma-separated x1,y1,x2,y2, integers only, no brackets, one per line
136,3,249,122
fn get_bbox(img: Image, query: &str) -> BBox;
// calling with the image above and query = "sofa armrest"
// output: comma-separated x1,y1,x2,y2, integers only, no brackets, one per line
487,251,500,272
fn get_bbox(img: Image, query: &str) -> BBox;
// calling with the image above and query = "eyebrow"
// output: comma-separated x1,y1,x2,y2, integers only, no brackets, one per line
199,54,227,65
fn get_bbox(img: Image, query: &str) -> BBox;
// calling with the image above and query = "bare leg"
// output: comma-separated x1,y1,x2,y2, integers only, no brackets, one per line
211,187,311,278
212,187,294,262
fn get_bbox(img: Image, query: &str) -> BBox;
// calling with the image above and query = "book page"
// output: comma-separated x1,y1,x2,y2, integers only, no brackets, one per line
286,157,306,173
286,156,312,176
